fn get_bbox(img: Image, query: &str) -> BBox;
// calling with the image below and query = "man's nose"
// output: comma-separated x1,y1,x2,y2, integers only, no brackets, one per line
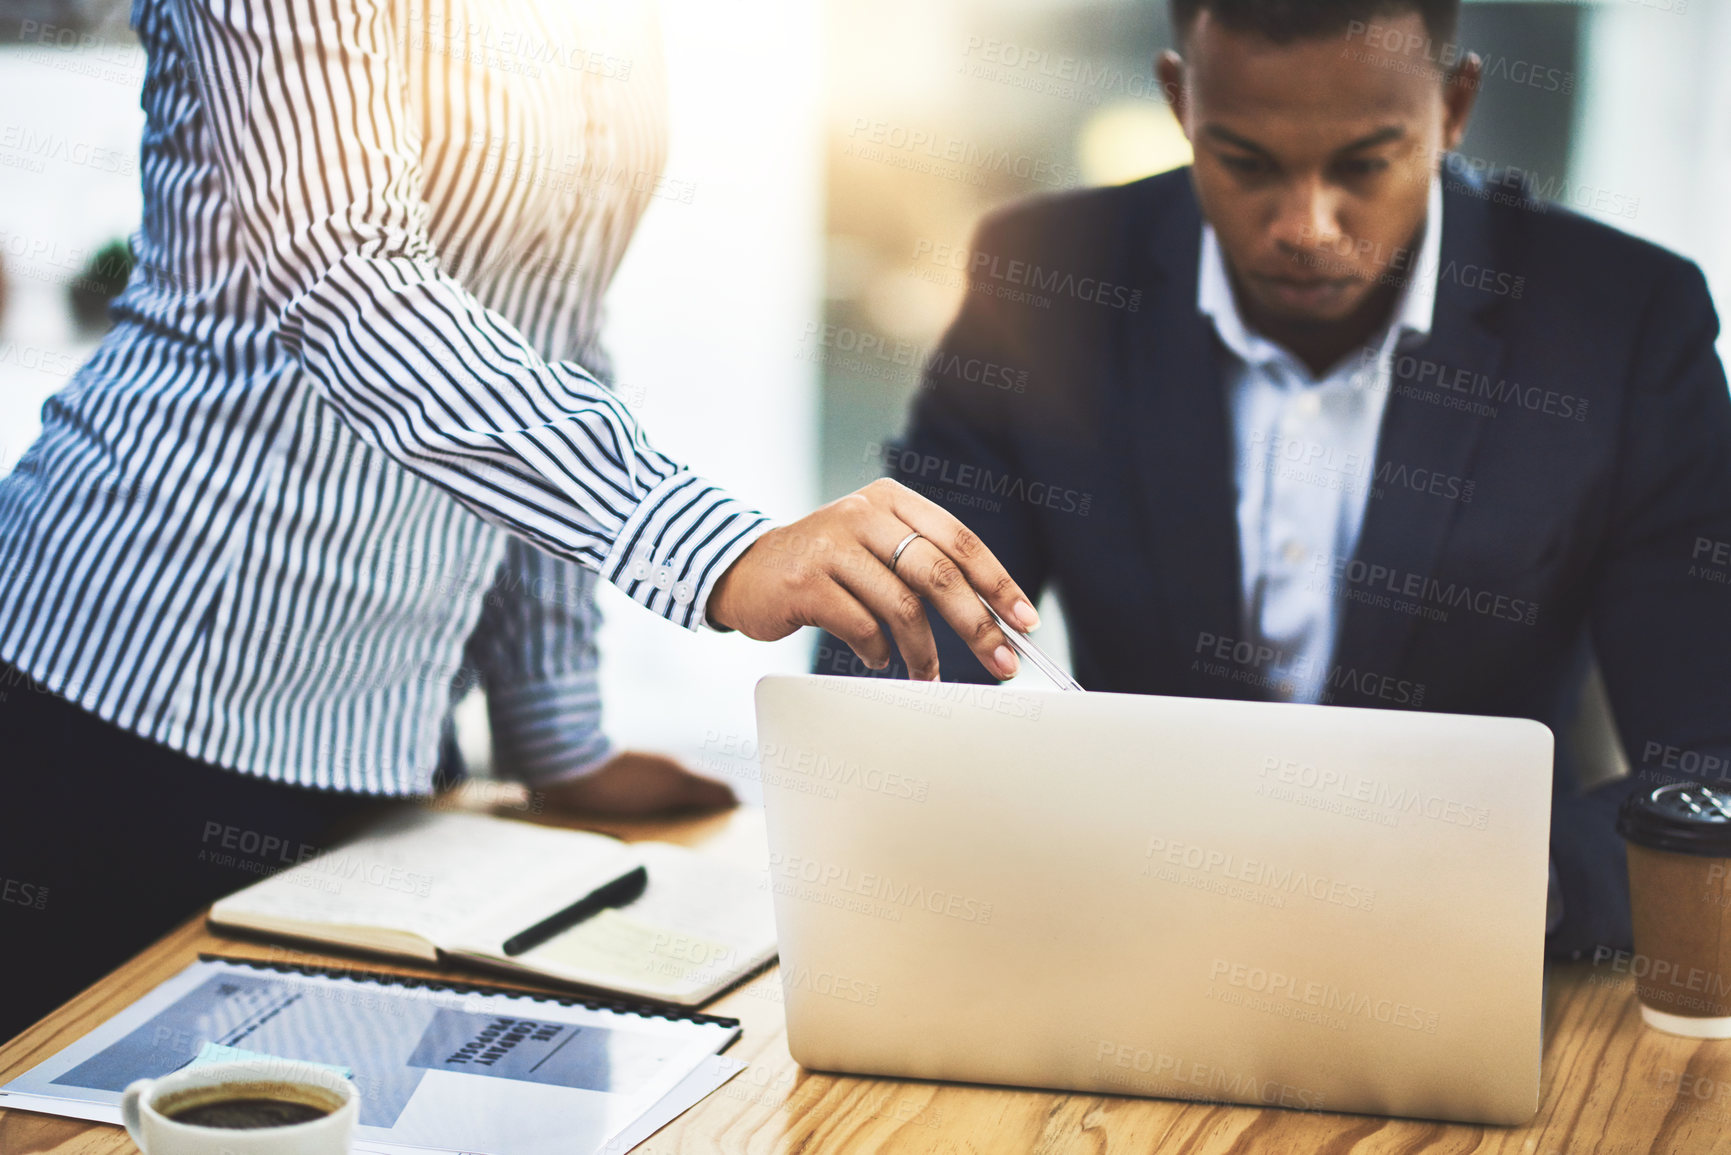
1270,179,1342,255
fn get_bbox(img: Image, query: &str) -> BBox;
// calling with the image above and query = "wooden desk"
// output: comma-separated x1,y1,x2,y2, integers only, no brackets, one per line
3,796,1729,1155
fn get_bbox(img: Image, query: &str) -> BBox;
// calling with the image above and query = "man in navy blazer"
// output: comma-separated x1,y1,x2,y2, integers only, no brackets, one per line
817,0,1731,960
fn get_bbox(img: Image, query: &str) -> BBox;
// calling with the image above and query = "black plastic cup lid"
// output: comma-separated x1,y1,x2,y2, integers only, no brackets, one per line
1617,783,1731,857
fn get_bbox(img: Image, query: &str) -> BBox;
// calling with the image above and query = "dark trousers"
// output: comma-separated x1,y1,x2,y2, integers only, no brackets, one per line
0,657,412,1044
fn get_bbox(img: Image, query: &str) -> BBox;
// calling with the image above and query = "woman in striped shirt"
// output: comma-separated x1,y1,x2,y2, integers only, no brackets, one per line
0,0,1038,1041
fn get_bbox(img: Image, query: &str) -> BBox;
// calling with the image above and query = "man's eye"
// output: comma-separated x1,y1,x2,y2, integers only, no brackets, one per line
1220,154,1268,175
1335,157,1390,178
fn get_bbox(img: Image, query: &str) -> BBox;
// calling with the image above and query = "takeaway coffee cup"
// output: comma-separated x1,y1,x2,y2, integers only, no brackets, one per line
121,1057,358,1155
1616,782,1731,1037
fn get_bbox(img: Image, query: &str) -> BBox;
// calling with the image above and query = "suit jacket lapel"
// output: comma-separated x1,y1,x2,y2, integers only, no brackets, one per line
1329,180,1506,687
1121,181,1255,698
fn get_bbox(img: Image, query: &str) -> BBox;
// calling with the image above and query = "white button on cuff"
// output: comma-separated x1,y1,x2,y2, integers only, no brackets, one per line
673,581,694,604
652,567,674,590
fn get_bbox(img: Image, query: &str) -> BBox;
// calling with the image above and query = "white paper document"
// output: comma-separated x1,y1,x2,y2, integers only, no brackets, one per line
0,956,744,1155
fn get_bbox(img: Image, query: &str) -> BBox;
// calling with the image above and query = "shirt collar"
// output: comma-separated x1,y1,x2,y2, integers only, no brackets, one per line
1197,171,1443,372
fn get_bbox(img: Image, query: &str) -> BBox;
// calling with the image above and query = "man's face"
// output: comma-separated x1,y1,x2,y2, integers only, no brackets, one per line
1160,11,1475,325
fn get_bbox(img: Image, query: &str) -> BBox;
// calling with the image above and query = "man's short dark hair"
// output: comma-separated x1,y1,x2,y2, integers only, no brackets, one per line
1169,0,1460,48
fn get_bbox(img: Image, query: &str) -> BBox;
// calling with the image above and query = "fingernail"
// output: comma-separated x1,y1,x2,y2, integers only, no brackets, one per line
994,644,1018,678
1012,600,1040,631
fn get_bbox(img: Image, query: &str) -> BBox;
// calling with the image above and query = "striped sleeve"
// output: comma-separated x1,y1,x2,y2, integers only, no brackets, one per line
463,539,613,784
162,0,772,628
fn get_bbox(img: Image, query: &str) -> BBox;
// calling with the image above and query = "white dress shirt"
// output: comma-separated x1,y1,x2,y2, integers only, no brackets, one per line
1199,175,1442,703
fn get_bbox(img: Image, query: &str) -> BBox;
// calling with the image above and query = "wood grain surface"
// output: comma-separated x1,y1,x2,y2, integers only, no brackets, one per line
2,789,1727,1155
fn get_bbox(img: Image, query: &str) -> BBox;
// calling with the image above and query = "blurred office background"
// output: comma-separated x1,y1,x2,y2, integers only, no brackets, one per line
0,0,1724,794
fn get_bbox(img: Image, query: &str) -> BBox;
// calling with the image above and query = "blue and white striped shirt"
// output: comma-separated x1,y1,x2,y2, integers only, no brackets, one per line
0,0,775,793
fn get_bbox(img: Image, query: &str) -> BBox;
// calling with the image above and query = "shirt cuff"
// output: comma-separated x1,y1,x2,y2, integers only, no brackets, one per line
485,673,615,784
700,512,780,634
599,470,778,631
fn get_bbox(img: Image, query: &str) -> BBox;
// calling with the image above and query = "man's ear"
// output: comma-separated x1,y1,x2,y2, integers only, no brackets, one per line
1441,51,1482,152
1157,50,1190,138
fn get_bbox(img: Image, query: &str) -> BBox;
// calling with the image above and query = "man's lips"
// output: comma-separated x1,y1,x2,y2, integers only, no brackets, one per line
1252,273,1357,290
1250,273,1358,307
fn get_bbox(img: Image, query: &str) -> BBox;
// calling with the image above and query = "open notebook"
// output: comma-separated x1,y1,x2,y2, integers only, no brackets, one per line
208,810,777,1006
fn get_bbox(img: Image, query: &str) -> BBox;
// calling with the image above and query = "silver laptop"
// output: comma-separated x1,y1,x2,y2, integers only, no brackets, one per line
754,674,1551,1125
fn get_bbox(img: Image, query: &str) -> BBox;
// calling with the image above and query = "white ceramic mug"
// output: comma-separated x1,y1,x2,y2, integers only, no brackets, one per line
121,1057,358,1155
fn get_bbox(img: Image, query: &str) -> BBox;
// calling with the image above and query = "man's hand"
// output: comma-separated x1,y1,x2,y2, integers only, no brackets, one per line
706,477,1039,682
536,751,736,817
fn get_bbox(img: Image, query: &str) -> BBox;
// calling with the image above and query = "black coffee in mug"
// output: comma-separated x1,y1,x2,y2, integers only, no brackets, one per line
159,1082,340,1130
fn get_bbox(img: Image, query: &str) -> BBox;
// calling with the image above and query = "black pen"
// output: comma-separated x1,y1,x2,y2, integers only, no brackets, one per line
501,864,649,956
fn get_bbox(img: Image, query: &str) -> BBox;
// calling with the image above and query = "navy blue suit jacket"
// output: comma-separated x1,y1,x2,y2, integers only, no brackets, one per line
816,167,1731,960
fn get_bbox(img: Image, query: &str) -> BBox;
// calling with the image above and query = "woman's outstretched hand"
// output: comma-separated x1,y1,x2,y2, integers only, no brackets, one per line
705,478,1040,682
537,751,736,817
